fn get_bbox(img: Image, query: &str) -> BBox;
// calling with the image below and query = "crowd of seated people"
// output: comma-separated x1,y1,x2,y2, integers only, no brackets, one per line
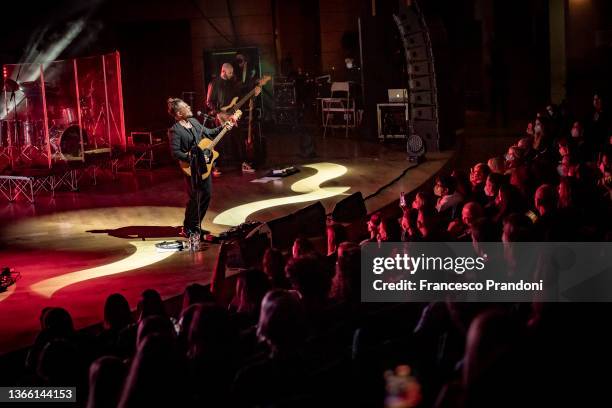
13,94,612,407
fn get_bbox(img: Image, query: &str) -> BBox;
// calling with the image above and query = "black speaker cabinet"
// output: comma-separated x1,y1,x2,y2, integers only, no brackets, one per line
331,192,367,222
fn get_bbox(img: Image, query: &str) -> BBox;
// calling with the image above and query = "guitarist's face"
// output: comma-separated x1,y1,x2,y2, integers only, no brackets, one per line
221,66,234,80
176,102,192,120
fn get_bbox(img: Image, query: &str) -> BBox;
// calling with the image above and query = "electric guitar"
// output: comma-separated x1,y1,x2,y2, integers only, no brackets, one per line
220,75,271,113
180,76,270,179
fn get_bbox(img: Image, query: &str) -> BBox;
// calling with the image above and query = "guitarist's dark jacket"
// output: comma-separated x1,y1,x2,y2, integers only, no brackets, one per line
170,118,222,163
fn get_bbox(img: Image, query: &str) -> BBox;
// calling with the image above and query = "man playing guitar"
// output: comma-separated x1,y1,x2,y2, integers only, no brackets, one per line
205,63,262,175
168,97,237,238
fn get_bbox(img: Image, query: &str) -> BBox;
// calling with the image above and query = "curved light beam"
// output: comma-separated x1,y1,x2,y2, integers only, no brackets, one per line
30,240,175,298
213,162,350,227
0,283,16,303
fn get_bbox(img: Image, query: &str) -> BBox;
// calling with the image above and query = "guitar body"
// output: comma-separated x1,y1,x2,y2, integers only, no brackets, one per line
220,97,239,113
179,137,220,179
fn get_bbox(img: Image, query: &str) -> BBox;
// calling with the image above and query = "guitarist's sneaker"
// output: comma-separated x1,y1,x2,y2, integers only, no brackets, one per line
242,162,256,173
212,168,222,177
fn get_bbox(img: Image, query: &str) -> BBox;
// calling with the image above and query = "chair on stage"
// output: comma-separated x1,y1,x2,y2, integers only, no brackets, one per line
321,81,356,138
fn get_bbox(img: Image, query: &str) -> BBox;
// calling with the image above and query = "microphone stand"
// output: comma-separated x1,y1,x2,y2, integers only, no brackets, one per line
189,115,209,245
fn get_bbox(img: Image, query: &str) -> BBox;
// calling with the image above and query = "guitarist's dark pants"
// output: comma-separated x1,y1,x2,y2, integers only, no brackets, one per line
184,175,212,233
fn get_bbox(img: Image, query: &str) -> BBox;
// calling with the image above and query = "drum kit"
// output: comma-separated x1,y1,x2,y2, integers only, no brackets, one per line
1,77,92,164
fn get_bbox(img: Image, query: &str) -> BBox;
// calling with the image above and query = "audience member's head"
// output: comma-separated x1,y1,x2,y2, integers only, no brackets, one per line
505,146,525,167
487,156,506,174
103,293,133,331
502,213,533,243
558,176,578,209
285,255,330,304
43,307,74,339
484,173,507,198
463,310,524,406
434,175,457,197
470,163,491,187
366,212,382,239
292,237,316,259
593,93,603,112
87,356,127,408
534,184,558,216
400,207,420,240
188,304,236,360
417,207,440,239
571,121,583,139
598,150,612,176
462,202,484,228
517,137,532,151
262,248,289,289
232,268,270,316
557,137,572,158
257,290,305,356
39,307,52,330
495,184,526,220
136,315,175,348
327,223,348,256
182,283,213,312
378,216,402,242
451,170,471,198
470,218,499,248
560,154,577,177
137,289,165,320
509,166,531,196
330,242,361,303
412,191,436,211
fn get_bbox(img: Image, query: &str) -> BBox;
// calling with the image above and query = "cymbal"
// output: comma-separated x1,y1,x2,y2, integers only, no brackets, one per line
4,78,20,93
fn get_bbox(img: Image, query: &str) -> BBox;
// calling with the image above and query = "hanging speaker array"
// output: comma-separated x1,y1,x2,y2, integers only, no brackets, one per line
393,1,440,153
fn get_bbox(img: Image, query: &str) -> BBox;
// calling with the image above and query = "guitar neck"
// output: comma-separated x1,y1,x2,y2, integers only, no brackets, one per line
210,126,230,149
233,87,258,112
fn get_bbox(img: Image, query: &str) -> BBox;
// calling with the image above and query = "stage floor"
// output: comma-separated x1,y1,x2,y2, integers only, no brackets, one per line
0,134,452,355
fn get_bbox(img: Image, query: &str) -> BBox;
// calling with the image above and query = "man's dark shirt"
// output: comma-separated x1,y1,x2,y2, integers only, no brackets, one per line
170,118,221,163
206,76,258,115
206,77,242,115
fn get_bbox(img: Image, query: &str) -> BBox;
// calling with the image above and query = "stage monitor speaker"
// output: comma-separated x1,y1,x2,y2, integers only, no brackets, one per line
264,213,297,250
331,192,367,223
236,232,271,268
293,201,326,238
274,80,297,107
243,201,326,251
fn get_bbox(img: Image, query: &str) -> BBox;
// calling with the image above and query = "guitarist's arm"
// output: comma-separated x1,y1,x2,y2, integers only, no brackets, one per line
205,81,219,116
202,124,224,138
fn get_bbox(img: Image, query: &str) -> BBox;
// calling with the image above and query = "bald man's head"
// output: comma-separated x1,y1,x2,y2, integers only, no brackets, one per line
221,63,234,80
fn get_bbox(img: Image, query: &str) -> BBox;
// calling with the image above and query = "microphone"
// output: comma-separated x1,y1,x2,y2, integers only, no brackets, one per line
197,111,214,121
